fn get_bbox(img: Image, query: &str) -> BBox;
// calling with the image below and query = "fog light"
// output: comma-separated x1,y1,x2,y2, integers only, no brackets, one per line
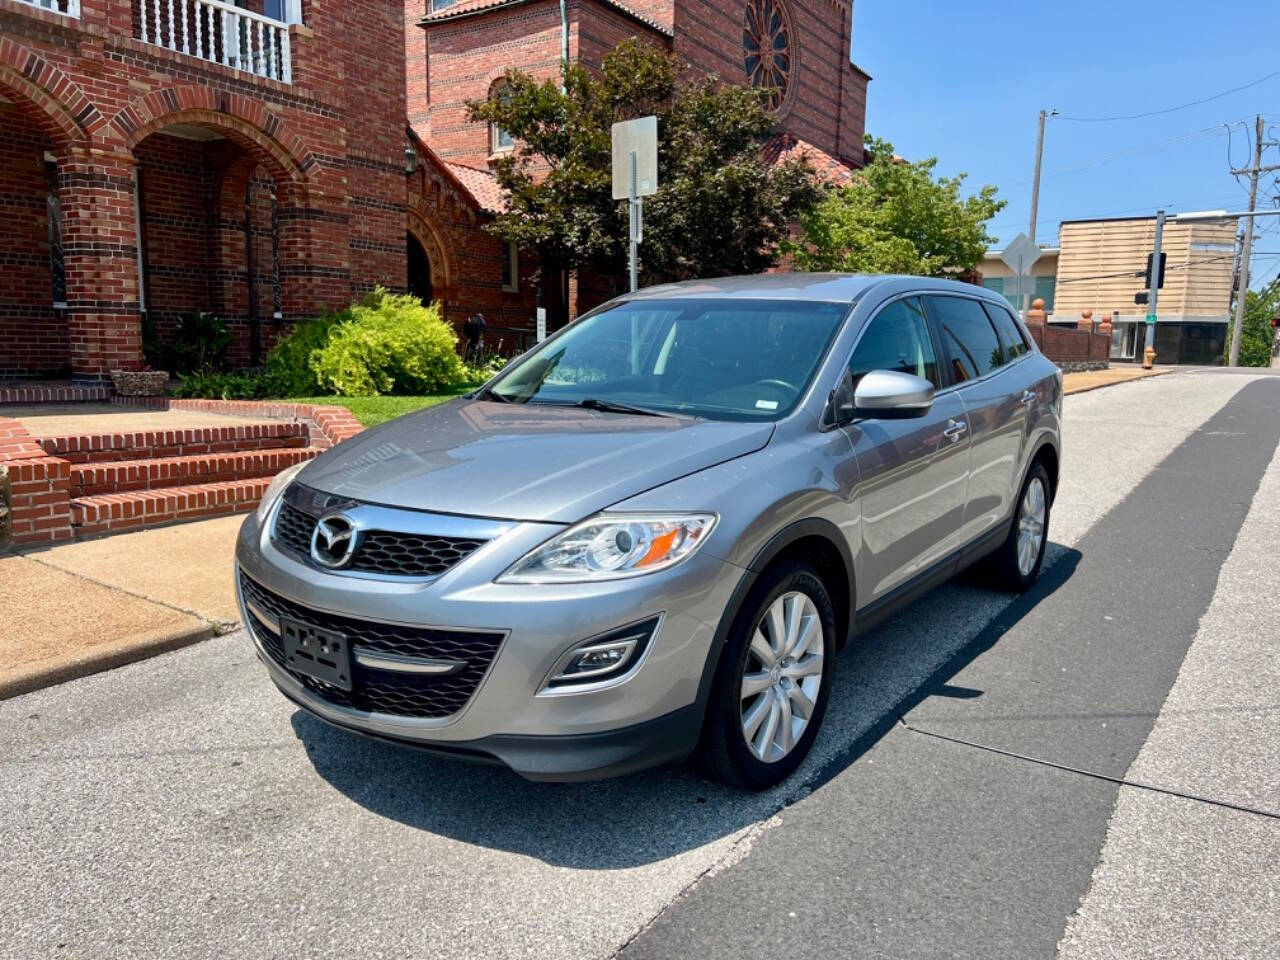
557,643,631,679
542,616,661,692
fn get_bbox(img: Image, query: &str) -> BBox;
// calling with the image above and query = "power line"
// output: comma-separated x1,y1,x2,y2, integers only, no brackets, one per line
1058,69,1280,123
999,124,1231,189
989,194,1246,235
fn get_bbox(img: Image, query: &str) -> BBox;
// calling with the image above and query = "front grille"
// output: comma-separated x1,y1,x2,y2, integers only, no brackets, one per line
240,572,504,719
272,492,486,578
273,499,316,558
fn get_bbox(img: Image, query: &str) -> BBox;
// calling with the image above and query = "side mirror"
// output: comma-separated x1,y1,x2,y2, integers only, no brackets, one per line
853,370,934,419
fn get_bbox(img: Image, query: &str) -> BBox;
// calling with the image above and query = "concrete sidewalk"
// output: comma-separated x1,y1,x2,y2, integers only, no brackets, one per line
1,515,243,699
1062,366,1170,394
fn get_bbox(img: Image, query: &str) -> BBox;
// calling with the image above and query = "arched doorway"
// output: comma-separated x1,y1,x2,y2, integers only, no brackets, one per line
407,231,433,304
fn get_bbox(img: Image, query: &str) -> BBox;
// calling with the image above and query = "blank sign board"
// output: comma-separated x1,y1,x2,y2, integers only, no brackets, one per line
612,115,658,200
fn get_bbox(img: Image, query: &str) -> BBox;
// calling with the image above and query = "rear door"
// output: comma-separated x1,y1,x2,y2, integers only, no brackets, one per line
925,294,1024,547
843,296,971,602
982,297,1042,479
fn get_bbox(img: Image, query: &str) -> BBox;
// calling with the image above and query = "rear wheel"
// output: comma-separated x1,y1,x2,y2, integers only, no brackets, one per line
985,461,1051,591
695,562,836,790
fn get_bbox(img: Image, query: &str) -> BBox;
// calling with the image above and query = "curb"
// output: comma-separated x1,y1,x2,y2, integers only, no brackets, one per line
0,621,218,701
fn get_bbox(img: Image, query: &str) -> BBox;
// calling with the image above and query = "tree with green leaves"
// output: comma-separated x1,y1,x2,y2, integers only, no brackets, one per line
467,40,820,324
788,137,1005,277
1225,278,1279,367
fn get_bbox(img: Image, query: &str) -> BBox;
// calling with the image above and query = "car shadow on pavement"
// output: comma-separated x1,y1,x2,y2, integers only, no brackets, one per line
290,545,1082,869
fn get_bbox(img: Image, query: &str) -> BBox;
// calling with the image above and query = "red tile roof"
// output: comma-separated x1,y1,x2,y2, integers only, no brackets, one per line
444,162,507,214
762,133,858,186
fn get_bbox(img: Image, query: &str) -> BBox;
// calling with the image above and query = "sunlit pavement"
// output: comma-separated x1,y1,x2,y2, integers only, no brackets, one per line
3,369,1277,960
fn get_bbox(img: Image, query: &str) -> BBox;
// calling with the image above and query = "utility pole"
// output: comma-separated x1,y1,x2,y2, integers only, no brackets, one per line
1229,116,1265,367
1026,108,1057,313
1144,210,1165,368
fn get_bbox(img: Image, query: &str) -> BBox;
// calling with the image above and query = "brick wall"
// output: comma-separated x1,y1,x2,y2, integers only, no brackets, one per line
577,0,667,68
0,0,408,380
407,145,539,340
673,0,863,166
1026,322,1110,366
415,0,573,167
0,101,66,379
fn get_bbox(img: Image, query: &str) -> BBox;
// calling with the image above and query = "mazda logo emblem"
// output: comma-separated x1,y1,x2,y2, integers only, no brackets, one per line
311,513,360,568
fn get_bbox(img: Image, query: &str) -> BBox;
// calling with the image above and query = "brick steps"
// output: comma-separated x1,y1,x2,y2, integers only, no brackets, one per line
38,421,310,464
70,447,321,497
70,478,276,538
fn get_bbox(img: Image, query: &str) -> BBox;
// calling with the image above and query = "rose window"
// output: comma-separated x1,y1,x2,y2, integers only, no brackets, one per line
743,0,794,112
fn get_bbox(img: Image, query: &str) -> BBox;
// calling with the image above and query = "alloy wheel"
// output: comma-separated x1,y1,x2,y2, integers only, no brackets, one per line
1017,476,1047,576
740,591,825,763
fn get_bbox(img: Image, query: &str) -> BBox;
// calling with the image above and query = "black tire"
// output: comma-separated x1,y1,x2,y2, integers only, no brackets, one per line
693,561,837,790
984,461,1051,591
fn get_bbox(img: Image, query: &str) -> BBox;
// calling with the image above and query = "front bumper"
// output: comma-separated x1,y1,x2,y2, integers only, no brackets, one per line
235,505,741,780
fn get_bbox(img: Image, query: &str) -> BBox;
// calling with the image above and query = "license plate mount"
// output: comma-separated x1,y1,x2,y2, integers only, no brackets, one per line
280,617,354,692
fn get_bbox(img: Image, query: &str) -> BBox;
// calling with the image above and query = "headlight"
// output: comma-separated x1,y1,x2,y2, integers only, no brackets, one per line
498,513,718,583
255,461,306,522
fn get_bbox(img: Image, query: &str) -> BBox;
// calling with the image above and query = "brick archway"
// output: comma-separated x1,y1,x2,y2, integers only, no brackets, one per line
407,202,456,303
0,58,107,148
111,87,315,184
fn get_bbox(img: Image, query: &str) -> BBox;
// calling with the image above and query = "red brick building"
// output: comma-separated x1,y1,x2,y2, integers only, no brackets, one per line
0,0,408,382
1,0,869,382
404,0,869,327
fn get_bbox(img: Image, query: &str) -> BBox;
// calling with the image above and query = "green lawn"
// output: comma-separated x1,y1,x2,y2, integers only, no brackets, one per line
290,389,469,427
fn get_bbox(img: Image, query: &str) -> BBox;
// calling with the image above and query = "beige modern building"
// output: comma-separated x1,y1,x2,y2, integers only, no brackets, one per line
980,247,1060,320
1052,216,1238,364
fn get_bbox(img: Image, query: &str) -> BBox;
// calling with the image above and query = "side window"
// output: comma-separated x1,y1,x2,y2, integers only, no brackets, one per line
928,295,1004,382
848,297,940,389
982,302,1031,361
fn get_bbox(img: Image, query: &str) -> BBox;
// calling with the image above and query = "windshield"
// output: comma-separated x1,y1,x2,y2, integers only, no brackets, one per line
485,297,850,421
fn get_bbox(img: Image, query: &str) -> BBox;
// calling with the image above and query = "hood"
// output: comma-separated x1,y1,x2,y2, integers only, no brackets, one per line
297,398,774,523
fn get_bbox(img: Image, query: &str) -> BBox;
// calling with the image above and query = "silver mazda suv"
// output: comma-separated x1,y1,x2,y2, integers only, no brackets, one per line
236,274,1062,789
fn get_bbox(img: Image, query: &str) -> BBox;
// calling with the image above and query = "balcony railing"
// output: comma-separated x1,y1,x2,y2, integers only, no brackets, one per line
14,0,81,16
137,0,294,84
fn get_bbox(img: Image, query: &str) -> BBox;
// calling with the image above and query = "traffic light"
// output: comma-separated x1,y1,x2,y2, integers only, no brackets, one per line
1146,252,1167,289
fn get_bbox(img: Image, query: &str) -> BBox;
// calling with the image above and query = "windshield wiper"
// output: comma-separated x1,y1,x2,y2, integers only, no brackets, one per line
573,397,676,418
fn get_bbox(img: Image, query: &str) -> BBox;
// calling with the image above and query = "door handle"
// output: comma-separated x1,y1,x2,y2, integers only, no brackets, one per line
1020,390,1036,406
943,419,967,442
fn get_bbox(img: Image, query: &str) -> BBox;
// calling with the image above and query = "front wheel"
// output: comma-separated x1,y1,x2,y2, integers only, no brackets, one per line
694,563,836,790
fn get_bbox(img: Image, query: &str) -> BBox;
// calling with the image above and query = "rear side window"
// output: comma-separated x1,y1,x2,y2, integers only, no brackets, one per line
849,297,941,389
982,301,1031,360
928,295,1004,382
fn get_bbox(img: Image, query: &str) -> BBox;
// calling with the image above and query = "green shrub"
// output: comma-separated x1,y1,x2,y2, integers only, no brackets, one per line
310,289,464,396
462,353,509,385
266,310,347,396
147,312,232,374
169,369,273,400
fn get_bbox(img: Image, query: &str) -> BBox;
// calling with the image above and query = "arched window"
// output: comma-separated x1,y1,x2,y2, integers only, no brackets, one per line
490,82,515,154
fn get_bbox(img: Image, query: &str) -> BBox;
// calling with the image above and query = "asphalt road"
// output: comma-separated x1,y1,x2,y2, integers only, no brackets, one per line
3,370,1278,960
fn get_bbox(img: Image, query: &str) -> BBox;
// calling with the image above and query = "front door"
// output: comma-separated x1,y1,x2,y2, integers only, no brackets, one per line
843,296,972,603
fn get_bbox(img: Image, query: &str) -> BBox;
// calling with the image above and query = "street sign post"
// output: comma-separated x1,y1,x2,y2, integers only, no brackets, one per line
612,116,658,293
536,307,547,343
999,233,1042,315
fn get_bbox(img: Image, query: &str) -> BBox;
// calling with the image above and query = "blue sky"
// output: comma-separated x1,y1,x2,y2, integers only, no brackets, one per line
851,0,1280,289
